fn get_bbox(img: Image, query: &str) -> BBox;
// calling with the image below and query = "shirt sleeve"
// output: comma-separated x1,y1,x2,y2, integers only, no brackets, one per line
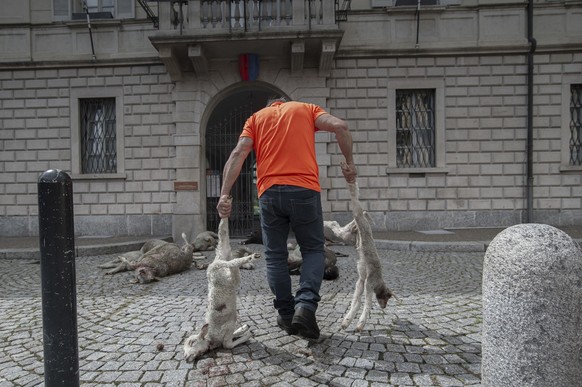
311,104,328,131
240,115,254,139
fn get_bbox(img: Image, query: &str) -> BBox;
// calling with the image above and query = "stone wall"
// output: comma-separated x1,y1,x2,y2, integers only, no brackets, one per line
324,53,582,230
0,64,176,236
0,0,581,236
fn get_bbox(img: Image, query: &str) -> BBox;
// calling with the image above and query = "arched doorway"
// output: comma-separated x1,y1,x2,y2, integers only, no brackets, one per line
205,87,285,236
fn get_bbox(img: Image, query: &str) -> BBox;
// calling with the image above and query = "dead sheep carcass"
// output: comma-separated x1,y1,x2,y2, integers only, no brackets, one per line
286,243,345,281
98,234,201,283
183,198,261,362
340,169,395,332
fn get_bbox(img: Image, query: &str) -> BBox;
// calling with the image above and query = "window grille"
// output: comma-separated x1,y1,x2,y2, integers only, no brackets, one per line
570,84,582,166
396,89,435,168
80,98,117,174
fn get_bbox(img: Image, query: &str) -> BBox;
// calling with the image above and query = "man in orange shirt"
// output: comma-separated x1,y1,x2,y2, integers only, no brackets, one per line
217,98,357,340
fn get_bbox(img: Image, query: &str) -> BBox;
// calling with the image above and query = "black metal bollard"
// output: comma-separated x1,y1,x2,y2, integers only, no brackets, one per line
38,169,80,387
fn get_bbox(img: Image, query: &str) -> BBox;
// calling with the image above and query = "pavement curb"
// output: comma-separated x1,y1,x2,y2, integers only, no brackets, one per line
0,248,40,260
1,238,490,260
0,237,173,260
375,240,488,253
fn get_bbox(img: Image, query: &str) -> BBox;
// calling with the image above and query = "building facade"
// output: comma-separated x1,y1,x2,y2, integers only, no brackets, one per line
0,0,581,241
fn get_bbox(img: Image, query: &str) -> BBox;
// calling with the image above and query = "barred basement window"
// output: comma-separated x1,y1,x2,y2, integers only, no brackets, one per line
570,84,582,166
80,98,117,174
396,89,435,168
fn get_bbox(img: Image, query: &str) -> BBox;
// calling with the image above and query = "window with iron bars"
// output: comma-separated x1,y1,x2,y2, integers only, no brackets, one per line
80,98,117,174
570,84,582,166
396,89,436,168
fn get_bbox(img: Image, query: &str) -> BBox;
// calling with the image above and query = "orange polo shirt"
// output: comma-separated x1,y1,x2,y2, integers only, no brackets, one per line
241,101,327,197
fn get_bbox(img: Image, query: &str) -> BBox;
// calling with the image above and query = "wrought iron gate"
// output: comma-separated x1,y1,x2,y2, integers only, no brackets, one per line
206,103,258,237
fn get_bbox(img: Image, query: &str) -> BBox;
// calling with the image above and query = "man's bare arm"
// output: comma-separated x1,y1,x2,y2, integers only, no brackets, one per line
217,136,254,217
315,113,357,183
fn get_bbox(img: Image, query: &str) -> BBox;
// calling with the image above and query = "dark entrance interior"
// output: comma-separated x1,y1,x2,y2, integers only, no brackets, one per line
205,88,283,237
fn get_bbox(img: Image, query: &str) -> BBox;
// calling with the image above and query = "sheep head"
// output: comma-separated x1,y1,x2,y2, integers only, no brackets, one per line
183,324,212,363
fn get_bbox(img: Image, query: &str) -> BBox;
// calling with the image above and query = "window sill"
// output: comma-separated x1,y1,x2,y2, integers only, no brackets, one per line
71,173,127,180
559,165,582,173
65,18,121,29
386,167,449,175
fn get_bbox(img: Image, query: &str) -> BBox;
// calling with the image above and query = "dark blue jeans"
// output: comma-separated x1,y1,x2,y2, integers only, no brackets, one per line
259,185,326,318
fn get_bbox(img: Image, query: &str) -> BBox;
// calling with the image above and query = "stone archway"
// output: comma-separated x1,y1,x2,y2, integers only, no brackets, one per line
204,87,286,236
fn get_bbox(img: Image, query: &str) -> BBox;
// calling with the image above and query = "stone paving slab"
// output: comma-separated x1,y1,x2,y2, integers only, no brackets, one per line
0,244,484,386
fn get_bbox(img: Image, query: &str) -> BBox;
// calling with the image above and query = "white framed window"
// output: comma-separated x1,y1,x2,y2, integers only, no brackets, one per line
387,79,446,174
53,0,134,21
561,75,582,171
70,87,126,179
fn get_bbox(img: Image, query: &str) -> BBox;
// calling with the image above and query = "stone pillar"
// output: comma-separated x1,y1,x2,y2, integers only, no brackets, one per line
482,223,582,387
172,81,204,243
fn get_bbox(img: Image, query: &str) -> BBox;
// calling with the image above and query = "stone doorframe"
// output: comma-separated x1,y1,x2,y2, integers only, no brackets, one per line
170,66,333,243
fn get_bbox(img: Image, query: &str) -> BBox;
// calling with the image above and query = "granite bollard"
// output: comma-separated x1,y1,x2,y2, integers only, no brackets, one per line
482,223,582,387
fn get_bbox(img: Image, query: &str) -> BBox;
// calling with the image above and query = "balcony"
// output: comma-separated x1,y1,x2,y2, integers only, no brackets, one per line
148,0,344,80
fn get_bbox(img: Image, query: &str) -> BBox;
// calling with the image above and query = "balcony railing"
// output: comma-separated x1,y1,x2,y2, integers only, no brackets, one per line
157,0,337,33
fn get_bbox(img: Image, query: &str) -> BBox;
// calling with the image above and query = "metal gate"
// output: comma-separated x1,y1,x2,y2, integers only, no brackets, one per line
206,103,258,237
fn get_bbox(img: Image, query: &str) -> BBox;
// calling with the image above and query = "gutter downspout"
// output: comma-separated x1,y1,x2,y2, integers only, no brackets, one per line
415,0,421,49
525,0,536,223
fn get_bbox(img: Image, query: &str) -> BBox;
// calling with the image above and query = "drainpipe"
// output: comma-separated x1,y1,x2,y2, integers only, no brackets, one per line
525,0,536,223
415,0,421,49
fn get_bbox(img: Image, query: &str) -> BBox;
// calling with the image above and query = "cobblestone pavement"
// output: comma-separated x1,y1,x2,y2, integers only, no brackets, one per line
0,244,483,386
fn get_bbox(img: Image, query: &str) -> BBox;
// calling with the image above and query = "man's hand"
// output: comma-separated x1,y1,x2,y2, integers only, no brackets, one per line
217,195,232,218
340,161,357,184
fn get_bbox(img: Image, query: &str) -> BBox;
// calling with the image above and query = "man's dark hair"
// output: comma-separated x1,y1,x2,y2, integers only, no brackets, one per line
266,96,288,107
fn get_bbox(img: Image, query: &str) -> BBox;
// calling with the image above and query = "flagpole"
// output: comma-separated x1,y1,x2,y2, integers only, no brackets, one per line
83,0,96,62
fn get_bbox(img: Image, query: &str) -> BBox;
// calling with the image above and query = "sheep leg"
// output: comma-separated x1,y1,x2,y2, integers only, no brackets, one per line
105,255,135,274
356,280,375,331
104,264,126,274
98,258,121,269
104,256,133,275
218,253,260,268
232,324,250,338
223,324,252,349
341,274,365,329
